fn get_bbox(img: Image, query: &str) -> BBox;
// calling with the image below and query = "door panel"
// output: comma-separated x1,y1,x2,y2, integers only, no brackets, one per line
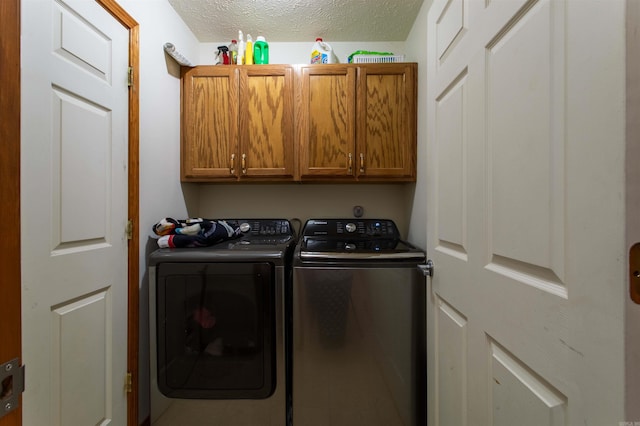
21,0,129,424
435,297,467,426
489,340,566,426
53,87,110,247
52,290,112,426
485,0,565,285
435,69,468,259
427,0,627,424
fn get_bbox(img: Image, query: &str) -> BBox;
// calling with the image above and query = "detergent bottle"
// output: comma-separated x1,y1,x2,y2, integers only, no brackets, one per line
245,34,254,65
254,36,269,64
311,38,338,63
228,39,238,64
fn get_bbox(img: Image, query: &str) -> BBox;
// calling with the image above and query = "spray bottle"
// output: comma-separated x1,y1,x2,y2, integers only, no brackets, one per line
217,46,230,64
238,30,245,65
245,34,254,65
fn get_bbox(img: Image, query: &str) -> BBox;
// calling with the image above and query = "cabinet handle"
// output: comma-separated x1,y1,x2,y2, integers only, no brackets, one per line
359,153,365,173
230,153,235,175
348,153,353,174
242,153,247,175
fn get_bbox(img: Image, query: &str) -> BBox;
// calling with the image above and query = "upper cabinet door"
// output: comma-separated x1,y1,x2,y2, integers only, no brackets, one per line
356,63,417,181
181,66,239,181
239,65,295,180
298,65,357,180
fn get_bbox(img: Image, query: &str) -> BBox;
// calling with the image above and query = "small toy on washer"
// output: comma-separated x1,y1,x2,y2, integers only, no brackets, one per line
152,217,241,248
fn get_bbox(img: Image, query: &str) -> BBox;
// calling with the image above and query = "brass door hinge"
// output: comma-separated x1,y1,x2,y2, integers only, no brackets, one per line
125,372,133,393
127,66,134,87
126,219,134,240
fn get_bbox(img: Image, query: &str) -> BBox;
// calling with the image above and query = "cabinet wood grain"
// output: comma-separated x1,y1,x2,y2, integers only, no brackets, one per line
297,65,356,179
181,66,238,180
356,63,416,180
181,63,417,183
239,65,295,179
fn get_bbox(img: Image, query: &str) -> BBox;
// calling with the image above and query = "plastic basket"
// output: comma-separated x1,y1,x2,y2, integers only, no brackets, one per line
351,54,405,63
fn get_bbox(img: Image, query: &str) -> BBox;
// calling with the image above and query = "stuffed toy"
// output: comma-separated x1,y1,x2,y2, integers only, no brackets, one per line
152,217,241,248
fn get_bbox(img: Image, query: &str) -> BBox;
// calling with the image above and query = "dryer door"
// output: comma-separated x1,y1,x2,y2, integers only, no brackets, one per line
155,262,275,399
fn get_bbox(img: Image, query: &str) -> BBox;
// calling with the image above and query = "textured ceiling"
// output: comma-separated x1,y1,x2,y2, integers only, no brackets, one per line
168,0,425,42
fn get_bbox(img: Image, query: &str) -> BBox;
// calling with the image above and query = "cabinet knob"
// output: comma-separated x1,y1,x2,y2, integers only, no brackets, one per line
242,153,247,175
230,153,236,175
359,153,365,173
348,153,353,174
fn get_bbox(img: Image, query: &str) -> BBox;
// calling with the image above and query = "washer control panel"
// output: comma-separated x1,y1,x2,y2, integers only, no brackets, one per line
303,219,399,239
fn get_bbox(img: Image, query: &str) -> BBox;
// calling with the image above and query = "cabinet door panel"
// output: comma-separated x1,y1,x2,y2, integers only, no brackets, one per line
298,65,356,179
182,67,238,181
239,66,295,179
357,64,417,180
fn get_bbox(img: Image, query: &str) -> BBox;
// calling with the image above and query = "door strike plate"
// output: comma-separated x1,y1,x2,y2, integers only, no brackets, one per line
630,243,640,304
0,358,25,419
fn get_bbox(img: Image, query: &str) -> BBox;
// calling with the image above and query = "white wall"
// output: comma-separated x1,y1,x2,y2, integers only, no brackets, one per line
195,183,416,236
405,0,433,250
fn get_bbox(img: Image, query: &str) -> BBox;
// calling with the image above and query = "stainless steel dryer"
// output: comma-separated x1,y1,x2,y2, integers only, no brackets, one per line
292,219,426,426
148,219,295,426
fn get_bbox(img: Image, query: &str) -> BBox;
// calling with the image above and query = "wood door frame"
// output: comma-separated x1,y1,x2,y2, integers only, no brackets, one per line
0,1,140,425
96,2,140,424
0,0,22,422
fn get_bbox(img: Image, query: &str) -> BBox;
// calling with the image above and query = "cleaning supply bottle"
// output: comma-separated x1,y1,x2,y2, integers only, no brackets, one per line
245,34,254,65
228,39,238,64
238,30,245,65
311,38,337,64
218,46,230,64
254,36,269,64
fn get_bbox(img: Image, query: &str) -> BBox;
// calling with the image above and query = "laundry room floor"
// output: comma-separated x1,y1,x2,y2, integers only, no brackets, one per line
152,397,284,426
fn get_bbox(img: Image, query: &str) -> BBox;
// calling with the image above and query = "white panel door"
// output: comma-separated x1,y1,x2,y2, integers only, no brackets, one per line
21,0,129,424
426,0,627,425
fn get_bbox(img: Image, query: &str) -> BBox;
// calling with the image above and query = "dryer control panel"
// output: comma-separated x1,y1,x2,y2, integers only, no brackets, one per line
224,219,295,246
302,219,399,239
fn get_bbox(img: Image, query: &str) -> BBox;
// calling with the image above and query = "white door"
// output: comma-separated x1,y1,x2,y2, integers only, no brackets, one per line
426,0,627,425
21,0,129,424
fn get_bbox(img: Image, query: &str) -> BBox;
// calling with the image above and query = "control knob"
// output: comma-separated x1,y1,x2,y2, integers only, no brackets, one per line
345,223,356,233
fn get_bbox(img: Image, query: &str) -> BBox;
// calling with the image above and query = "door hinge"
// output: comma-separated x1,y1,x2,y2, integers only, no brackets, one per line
125,372,133,393
0,358,25,419
126,219,134,240
127,66,134,87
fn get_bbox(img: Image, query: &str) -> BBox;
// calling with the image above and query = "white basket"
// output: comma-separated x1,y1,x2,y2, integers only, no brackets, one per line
351,54,405,63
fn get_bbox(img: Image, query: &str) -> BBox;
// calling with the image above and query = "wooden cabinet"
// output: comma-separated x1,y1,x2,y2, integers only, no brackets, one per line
181,66,237,181
181,65,295,182
297,65,357,179
181,63,416,183
297,63,416,182
356,63,416,181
